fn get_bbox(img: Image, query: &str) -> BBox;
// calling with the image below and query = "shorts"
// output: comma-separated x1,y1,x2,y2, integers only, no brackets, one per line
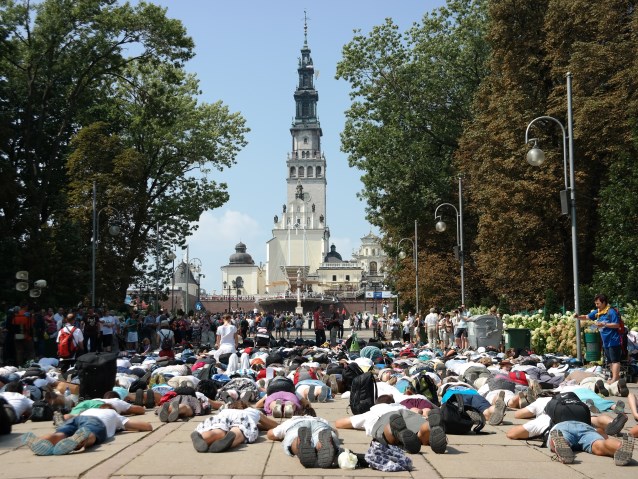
56,416,107,444
603,345,622,364
455,328,468,338
372,410,426,445
101,334,113,348
551,420,603,454
462,394,491,413
127,332,138,343
196,412,259,443
281,419,337,456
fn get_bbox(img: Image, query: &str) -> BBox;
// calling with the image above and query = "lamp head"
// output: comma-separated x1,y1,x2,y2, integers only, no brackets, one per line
167,252,176,261
398,251,407,260
108,222,121,236
435,220,447,233
34,279,47,288
526,140,546,166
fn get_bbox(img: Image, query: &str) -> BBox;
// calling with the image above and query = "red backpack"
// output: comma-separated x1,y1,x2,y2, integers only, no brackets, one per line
508,371,528,386
57,327,79,359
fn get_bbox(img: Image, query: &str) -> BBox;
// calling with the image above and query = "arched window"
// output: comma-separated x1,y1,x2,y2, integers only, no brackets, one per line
369,262,378,274
298,166,305,177
316,166,322,177
304,137,309,144
290,166,296,178
372,248,376,256
307,166,314,177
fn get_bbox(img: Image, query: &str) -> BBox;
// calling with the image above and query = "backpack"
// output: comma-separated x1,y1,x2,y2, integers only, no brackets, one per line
612,307,629,360
487,375,517,393
349,371,378,415
342,362,364,391
404,372,440,406
293,366,318,385
440,393,485,435
266,376,295,395
508,371,528,386
57,326,78,359
159,330,173,350
544,392,591,426
364,440,413,472
30,400,54,422
460,366,490,386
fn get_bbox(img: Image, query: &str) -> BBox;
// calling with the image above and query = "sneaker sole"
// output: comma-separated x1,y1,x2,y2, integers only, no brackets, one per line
208,431,236,453
550,430,575,464
158,402,170,422
389,414,421,454
606,414,628,436
283,401,294,418
272,400,283,418
145,389,156,408
316,429,335,468
134,389,144,406
191,431,209,453
297,427,317,467
489,399,506,426
617,379,629,398
30,439,54,456
167,399,180,422
427,410,447,454
614,434,634,466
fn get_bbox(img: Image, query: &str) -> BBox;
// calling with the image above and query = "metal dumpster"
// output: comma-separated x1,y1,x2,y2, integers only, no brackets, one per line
467,314,503,349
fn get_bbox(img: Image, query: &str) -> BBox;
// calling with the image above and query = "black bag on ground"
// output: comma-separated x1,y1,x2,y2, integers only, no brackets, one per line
30,400,54,422
75,351,118,399
349,371,378,415
0,397,12,434
266,376,295,395
544,392,591,425
326,363,344,377
266,351,284,366
218,353,233,365
241,338,254,348
342,362,364,391
441,393,485,435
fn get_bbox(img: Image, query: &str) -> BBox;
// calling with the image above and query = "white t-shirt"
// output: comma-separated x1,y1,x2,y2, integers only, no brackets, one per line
0,391,33,418
100,315,115,335
425,313,439,327
79,408,128,438
269,415,331,440
217,324,237,347
100,398,133,414
349,403,407,435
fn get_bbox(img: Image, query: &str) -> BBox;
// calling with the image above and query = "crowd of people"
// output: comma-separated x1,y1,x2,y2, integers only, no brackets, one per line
0,295,637,471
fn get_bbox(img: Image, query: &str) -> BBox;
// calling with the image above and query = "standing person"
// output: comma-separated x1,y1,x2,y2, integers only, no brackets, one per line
455,309,469,350
406,312,416,343
81,309,100,353
416,313,426,344
294,314,304,339
124,313,139,352
314,312,326,346
57,314,84,372
12,302,34,367
424,308,439,347
157,321,175,359
575,294,623,385
311,307,319,330
443,313,454,348
338,308,346,339
99,310,115,352
328,307,339,347
215,314,238,362
142,311,158,349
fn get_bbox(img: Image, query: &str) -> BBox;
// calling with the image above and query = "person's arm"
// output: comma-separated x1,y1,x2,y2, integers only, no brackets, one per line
258,413,279,431
124,419,153,432
334,417,354,429
125,405,146,416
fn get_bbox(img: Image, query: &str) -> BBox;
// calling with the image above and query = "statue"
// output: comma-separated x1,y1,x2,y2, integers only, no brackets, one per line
274,215,278,223
283,204,286,213
312,203,315,212
295,182,304,200
319,214,324,223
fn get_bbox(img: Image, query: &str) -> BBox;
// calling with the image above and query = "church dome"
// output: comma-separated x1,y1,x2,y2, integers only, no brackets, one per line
229,242,254,265
324,244,342,263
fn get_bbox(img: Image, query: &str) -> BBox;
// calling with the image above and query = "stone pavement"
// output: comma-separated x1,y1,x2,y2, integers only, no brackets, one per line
0,326,636,479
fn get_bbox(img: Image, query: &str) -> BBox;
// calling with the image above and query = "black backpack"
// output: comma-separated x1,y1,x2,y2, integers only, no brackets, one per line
266,376,295,395
349,371,378,415
544,392,591,426
342,362,364,391
405,372,440,407
30,400,54,422
440,393,485,435
159,330,173,350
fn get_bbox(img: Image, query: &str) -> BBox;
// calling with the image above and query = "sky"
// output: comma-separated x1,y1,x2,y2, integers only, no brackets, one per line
145,0,447,294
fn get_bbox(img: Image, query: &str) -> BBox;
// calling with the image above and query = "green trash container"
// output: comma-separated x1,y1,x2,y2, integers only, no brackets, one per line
505,328,531,350
584,332,601,362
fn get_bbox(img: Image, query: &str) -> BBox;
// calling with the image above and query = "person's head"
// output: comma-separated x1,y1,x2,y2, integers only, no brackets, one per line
196,379,218,400
228,400,249,410
222,313,232,324
103,391,119,399
375,394,394,405
5,381,22,393
594,293,609,309
66,313,75,323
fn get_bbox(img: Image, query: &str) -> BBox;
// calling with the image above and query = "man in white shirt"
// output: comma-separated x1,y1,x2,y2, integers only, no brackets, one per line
99,311,116,352
57,314,84,372
53,308,65,331
21,404,152,456
0,381,33,423
425,308,439,346
335,395,447,454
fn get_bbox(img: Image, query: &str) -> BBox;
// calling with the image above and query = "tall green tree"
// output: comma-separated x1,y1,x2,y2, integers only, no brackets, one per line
336,0,490,311
65,62,248,306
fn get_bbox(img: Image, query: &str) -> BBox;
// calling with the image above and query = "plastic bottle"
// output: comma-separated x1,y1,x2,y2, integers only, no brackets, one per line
23,384,30,398
64,386,71,397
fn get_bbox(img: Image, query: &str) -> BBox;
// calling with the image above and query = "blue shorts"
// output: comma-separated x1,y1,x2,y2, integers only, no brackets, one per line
552,420,603,453
603,345,622,364
56,416,107,444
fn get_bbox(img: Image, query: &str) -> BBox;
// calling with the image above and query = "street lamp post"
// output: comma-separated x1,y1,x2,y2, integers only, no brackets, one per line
91,180,121,308
524,72,581,361
434,177,465,306
398,219,419,315
167,251,176,313
223,281,232,313
361,277,368,314
188,257,202,314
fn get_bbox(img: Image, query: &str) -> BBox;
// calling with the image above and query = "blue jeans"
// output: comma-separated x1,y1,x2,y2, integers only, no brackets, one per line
551,420,603,453
56,416,107,444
